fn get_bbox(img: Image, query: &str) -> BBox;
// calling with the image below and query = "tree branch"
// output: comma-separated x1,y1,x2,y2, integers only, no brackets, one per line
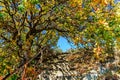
2,48,45,80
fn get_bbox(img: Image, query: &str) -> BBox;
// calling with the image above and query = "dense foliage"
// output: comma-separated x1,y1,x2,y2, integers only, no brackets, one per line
0,0,120,79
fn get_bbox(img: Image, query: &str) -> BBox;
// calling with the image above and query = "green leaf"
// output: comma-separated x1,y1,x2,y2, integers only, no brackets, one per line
8,74,18,80
109,21,115,27
0,13,4,18
18,4,25,12
30,0,39,4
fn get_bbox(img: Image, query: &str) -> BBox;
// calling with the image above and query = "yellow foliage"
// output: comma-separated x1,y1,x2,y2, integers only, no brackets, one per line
101,0,108,5
93,0,108,5
99,19,106,24
70,0,82,7
116,37,120,42
73,37,80,45
23,0,34,10
29,35,34,40
93,45,103,59
12,40,16,45
0,48,2,52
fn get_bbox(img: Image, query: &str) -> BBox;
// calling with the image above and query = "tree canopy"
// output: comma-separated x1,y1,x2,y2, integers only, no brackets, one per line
0,0,120,79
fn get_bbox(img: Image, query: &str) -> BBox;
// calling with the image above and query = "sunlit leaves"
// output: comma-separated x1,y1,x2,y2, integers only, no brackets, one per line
92,0,110,6
93,44,103,59
115,3,120,17
0,0,120,79
18,4,25,12
69,0,82,7
30,0,39,4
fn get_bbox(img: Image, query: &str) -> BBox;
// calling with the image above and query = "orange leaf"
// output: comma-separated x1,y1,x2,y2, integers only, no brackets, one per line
101,0,108,5
0,76,3,80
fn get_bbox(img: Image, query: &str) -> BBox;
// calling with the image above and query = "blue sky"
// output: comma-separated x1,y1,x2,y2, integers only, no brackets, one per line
115,0,120,3
57,37,76,52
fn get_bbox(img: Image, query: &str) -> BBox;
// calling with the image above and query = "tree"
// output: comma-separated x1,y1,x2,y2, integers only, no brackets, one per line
0,0,119,79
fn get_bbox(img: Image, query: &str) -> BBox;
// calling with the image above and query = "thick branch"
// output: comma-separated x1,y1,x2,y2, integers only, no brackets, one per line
2,49,44,80
35,25,69,33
